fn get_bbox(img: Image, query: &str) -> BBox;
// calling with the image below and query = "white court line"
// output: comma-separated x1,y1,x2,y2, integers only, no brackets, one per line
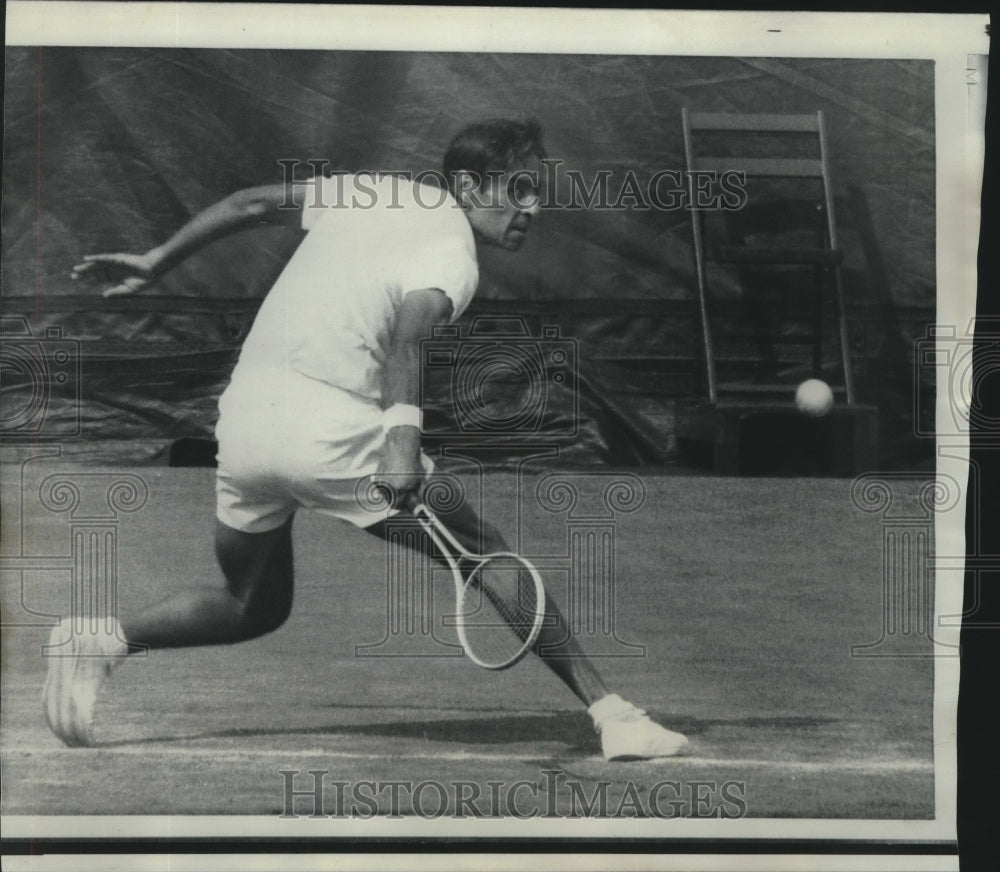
5,746,934,773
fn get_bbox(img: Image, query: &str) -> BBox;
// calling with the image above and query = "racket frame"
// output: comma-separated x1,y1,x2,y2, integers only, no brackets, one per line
402,495,546,670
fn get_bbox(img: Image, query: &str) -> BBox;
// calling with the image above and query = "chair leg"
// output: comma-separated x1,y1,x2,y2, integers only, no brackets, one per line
833,265,856,405
690,206,718,403
683,108,718,403
812,264,825,377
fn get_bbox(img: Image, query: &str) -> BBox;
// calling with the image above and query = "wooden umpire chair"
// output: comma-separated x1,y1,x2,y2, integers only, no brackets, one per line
676,109,878,475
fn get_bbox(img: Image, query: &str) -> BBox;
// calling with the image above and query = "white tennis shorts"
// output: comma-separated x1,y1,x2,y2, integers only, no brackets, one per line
214,370,432,533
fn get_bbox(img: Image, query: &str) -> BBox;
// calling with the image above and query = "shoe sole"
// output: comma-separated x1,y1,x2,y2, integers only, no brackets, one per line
606,740,690,762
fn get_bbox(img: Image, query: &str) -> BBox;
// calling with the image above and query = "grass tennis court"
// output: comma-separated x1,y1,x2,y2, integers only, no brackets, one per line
1,463,934,819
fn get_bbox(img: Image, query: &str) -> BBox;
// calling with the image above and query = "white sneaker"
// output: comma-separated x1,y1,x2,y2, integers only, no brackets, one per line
43,618,129,747
588,694,690,761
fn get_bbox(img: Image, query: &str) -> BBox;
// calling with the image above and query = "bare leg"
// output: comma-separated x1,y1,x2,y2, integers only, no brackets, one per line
120,517,295,650
366,499,609,706
420,504,691,758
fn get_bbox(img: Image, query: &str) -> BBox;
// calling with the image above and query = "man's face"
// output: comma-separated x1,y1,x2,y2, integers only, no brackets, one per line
460,157,543,251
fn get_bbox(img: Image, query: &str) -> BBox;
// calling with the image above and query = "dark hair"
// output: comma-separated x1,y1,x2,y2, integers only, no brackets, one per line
443,118,546,194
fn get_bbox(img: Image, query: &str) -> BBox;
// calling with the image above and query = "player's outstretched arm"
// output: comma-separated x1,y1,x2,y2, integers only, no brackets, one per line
376,288,454,503
72,182,313,297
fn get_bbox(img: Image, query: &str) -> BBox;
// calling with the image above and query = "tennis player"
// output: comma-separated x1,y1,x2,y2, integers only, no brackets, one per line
46,119,688,761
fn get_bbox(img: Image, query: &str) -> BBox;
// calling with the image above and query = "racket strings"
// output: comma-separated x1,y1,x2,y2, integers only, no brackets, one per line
459,558,542,664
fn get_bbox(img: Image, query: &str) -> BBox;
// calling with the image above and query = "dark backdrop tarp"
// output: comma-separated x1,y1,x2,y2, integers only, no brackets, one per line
2,48,935,465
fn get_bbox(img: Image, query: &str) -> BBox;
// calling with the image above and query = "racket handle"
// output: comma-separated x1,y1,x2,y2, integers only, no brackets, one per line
398,490,421,514
372,483,420,513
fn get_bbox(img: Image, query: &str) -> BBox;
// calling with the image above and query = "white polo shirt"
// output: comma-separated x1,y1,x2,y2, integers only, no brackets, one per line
216,172,478,482
232,172,478,396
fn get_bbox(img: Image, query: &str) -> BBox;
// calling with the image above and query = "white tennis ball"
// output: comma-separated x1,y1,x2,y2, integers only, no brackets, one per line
795,379,834,417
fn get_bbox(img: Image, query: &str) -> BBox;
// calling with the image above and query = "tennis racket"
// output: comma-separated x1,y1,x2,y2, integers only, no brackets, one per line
400,492,546,670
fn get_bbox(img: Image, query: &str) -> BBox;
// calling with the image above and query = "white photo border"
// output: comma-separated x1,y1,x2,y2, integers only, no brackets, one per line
1,3,988,869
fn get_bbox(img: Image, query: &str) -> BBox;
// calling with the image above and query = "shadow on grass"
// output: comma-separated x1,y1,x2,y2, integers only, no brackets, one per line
98,711,838,749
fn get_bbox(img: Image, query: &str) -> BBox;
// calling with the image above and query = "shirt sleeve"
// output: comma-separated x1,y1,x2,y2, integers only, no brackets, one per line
300,173,352,232
397,242,479,322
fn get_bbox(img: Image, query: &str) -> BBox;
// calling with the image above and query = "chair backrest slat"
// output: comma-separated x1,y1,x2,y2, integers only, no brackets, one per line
687,112,821,132
688,156,824,178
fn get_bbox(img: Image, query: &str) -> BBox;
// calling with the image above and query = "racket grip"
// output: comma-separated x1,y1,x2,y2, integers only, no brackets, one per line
398,490,421,514
372,483,418,512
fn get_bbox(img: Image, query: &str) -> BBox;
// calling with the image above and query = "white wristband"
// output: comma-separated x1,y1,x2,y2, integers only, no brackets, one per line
383,403,423,432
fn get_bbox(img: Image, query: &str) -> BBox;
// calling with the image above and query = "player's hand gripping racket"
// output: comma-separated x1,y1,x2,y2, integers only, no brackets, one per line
400,492,546,670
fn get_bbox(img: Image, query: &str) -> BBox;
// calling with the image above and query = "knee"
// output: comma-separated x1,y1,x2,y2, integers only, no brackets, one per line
233,595,292,640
